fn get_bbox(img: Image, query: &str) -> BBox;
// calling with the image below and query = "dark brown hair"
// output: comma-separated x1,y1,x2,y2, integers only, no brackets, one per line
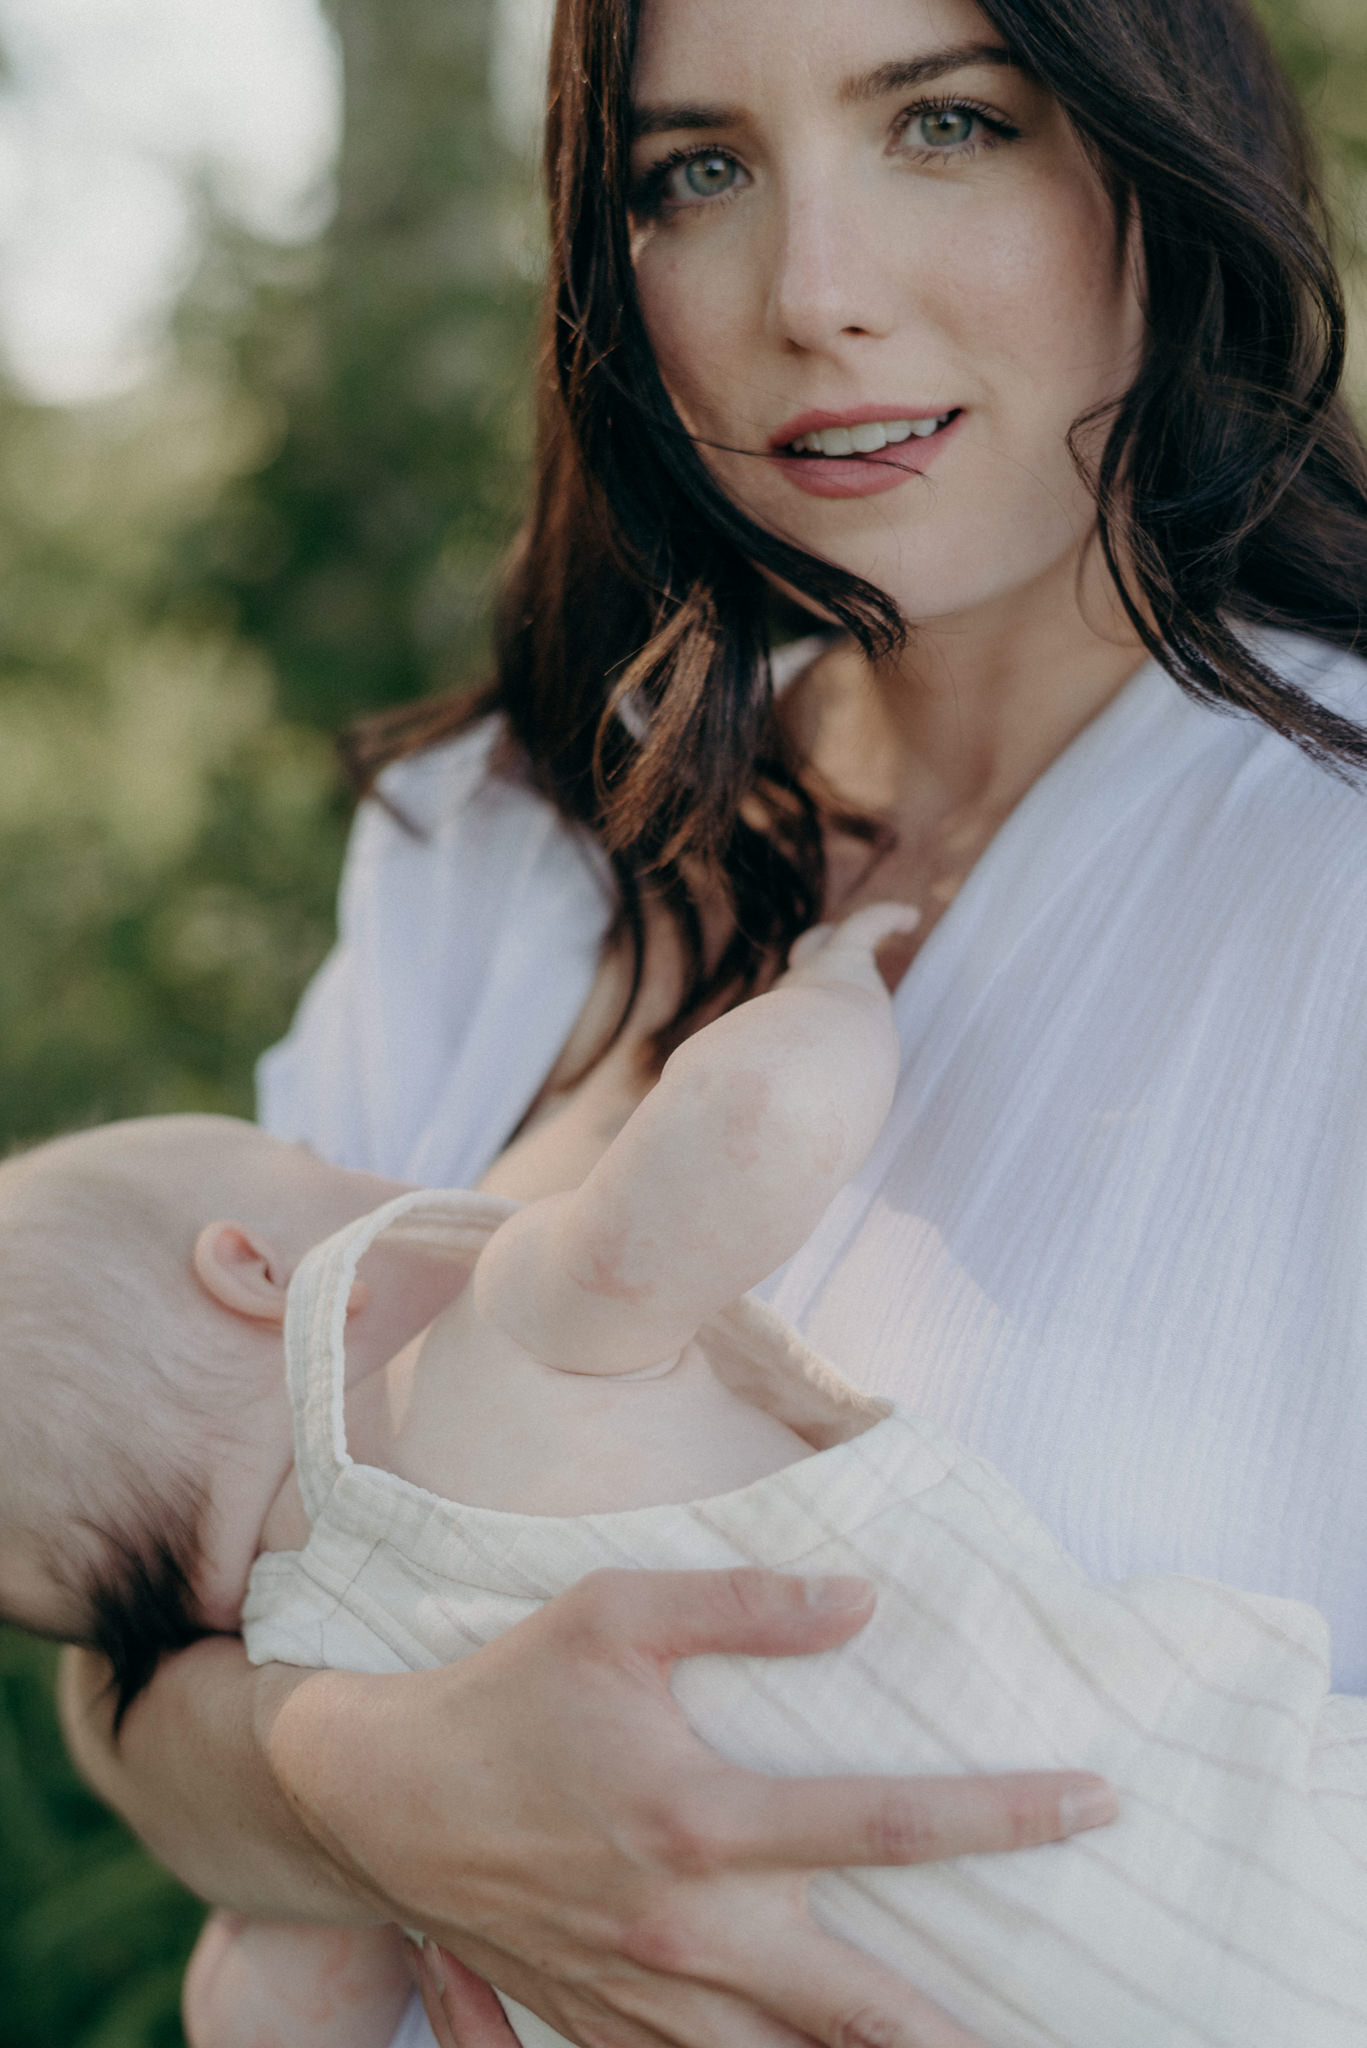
349,0,1367,1058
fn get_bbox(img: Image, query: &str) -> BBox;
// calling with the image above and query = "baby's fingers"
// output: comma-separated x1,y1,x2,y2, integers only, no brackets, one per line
832,902,923,952
785,904,920,987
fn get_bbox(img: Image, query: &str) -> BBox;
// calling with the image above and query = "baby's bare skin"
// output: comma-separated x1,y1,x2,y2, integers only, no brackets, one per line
474,905,915,1376
383,1319,811,1516
321,903,918,1521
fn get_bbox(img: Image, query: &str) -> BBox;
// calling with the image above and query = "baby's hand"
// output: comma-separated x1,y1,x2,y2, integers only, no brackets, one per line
781,902,921,997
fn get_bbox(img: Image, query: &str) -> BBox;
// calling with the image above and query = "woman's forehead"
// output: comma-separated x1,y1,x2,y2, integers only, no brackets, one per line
631,0,1009,106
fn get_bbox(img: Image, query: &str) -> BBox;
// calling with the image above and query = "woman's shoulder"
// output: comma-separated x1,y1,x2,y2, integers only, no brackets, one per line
347,712,610,908
367,713,534,836
1181,630,1367,937
1211,630,1367,828
1260,627,1367,723
258,713,614,1180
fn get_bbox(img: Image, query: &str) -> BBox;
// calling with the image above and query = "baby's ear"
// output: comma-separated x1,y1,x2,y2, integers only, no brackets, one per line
193,1222,292,1323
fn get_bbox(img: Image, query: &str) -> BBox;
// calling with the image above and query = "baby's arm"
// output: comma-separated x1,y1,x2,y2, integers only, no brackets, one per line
182,1910,412,2048
474,903,917,1375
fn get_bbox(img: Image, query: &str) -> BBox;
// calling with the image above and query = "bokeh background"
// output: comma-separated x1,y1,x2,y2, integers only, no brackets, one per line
0,2,1362,2041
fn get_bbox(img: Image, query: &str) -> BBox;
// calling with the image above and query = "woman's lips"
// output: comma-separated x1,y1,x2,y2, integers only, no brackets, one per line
767,409,965,499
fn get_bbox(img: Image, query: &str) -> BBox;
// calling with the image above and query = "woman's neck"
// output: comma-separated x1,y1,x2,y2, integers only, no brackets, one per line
785,546,1149,952
791,544,1147,822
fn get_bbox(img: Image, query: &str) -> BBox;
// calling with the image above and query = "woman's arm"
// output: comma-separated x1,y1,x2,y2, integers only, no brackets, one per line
61,1569,1113,2048
59,1637,375,1923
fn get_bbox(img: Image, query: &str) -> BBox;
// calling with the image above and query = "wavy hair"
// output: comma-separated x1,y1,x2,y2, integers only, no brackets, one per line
349,0,1367,1058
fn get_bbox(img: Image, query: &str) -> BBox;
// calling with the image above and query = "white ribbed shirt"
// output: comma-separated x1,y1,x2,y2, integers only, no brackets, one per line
259,629,1367,1688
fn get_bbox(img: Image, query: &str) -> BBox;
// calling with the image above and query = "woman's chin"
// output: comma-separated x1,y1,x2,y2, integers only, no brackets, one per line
841,520,1090,632
722,487,1078,634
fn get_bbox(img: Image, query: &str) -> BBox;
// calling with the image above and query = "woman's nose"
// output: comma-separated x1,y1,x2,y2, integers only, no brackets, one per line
766,182,899,354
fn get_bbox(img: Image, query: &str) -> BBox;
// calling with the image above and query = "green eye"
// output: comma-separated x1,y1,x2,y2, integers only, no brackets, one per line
681,152,737,197
917,108,977,148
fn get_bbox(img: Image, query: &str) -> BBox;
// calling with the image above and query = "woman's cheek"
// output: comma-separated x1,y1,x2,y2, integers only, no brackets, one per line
955,204,1139,447
637,246,752,438
1001,174,1141,384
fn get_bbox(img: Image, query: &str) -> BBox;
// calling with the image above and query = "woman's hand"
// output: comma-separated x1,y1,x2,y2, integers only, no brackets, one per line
264,1568,1116,2048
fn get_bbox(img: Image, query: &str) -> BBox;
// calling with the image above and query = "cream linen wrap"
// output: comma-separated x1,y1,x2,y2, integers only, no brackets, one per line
242,1190,1367,2048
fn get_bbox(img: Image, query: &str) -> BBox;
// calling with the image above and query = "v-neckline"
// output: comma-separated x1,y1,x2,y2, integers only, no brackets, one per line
757,653,1238,1323
885,652,1214,1051
476,646,1213,1201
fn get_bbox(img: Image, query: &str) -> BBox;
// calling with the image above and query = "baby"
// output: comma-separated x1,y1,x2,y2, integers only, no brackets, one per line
0,903,913,2045
2,904,1365,2048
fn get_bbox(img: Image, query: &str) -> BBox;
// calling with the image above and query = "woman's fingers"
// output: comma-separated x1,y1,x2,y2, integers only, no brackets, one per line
599,1874,990,2048
554,1572,1116,1876
710,1764,1119,1872
594,1978,849,2048
270,1577,1111,2048
432,1922,831,2048
442,1939,863,2048
556,1566,879,1665
409,1941,522,2048
486,1880,991,2048
737,1921,984,2048
409,1944,458,2048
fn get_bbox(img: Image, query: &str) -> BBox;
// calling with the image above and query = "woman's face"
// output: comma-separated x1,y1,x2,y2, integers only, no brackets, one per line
629,0,1146,628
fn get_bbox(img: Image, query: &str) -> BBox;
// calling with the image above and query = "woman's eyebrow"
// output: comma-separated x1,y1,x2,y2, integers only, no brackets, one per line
631,101,735,141
630,44,1017,140
838,43,1016,103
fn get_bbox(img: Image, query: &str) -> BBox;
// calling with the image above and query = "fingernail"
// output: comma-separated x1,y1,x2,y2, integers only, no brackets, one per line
402,1932,447,1996
804,1575,874,1611
1058,1781,1119,1835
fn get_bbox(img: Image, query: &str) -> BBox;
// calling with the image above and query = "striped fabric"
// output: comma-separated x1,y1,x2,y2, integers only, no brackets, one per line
244,1190,1367,2048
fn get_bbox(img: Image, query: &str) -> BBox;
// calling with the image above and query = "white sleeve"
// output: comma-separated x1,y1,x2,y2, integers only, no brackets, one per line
256,789,407,1173
257,720,613,1186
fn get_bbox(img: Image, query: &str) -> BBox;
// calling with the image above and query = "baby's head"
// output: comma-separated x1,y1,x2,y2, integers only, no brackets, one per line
0,1116,407,1722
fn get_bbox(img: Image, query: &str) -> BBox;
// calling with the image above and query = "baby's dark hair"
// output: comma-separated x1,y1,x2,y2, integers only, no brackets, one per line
2,1486,214,1732
0,1456,215,1732
82,1479,213,1731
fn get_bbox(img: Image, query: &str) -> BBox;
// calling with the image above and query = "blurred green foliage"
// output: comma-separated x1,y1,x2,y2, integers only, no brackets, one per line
0,0,1362,2042
0,1632,202,2048
0,1,537,2040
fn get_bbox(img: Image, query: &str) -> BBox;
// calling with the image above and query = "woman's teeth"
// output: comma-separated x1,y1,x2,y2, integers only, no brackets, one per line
787,413,955,456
